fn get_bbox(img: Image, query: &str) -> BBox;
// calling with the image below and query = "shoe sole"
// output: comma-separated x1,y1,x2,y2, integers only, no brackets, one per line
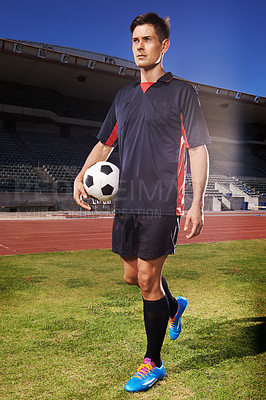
125,375,164,392
124,366,165,392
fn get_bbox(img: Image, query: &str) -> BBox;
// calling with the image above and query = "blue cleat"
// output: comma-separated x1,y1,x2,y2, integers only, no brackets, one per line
124,358,165,392
169,296,188,340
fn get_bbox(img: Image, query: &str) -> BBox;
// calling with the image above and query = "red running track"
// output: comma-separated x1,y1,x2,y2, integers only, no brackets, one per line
0,214,265,256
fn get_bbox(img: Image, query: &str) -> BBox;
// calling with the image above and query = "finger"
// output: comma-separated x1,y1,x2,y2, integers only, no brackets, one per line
74,180,87,198
186,222,203,239
81,189,87,199
184,215,190,231
186,225,197,239
79,202,91,210
196,223,203,236
79,196,91,210
76,184,87,199
74,193,91,210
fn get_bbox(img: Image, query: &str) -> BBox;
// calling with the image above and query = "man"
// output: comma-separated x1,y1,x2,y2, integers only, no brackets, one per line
74,12,210,393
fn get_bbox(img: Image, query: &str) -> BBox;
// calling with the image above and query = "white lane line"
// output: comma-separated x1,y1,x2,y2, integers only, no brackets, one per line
0,243,10,250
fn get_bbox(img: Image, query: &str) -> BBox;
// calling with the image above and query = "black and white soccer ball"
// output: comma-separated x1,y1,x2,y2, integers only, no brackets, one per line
83,161,119,202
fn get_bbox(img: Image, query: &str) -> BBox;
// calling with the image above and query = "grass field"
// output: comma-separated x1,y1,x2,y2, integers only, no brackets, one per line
0,240,265,400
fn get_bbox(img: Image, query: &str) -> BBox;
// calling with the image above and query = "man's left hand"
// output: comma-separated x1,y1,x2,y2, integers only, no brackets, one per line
184,203,204,239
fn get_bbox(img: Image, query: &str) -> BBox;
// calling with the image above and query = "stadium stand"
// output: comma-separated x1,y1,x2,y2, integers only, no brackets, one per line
0,130,50,192
0,80,110,121
1,127,264,204
0,39,265,212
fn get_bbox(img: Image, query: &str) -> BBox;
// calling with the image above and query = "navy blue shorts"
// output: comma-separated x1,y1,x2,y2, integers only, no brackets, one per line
112,213,180,260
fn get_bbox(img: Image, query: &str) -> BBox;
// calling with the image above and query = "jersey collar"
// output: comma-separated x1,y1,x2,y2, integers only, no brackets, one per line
133,72,173,86
158,72,173,83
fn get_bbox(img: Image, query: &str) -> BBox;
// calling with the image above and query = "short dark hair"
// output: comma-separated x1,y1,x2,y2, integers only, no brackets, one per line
130,12,170,42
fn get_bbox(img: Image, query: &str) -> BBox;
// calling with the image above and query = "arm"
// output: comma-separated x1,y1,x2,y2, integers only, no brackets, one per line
184,145,209,239
73,141,114,210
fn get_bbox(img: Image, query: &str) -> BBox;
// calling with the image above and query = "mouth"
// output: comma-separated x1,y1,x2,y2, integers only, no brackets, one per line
137,54,146,58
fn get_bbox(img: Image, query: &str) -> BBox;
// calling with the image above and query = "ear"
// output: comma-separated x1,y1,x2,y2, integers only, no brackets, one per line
161,38,170,54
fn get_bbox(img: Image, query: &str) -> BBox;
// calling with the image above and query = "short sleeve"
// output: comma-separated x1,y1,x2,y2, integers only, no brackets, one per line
96,99,118,147
180,88,211,148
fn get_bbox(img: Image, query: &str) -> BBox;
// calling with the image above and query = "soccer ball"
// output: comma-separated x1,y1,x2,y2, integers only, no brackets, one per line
83,161,119,202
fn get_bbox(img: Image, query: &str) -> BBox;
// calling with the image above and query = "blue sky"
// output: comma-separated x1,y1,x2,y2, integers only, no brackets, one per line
2,0,266,97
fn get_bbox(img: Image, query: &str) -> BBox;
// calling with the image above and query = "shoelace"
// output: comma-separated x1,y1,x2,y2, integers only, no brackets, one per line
169,313,179,330
135,363,154,380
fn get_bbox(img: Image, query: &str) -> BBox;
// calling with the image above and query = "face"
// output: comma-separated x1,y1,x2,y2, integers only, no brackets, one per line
132,24,169,70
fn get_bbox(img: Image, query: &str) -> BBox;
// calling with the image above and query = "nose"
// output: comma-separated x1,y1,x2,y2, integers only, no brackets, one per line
137,39,144,50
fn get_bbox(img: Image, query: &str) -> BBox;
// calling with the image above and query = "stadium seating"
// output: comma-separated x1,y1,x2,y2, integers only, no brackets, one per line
0,129,121,194
209,141,265,178
0,131,50,192
0,81,110,122
0,129,265,207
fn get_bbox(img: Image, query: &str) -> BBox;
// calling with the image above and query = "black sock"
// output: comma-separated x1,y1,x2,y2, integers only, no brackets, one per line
143,295,170,368
161,275,178,318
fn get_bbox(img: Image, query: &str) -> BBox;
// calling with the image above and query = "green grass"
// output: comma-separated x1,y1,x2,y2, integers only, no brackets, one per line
0,240,265,399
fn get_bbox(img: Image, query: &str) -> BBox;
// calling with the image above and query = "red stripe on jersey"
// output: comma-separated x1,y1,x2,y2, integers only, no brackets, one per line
176,112,190,215
176,135,186,216
164,76,174,83
180,112,190,148
106,123,118,146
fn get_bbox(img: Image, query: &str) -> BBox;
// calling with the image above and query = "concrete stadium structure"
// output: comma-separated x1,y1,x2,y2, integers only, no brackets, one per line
0,38,265,213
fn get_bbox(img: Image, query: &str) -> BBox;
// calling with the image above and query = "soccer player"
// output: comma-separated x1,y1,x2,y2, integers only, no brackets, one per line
74,12,210,392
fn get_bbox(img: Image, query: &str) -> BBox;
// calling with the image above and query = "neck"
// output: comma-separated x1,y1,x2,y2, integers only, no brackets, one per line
140,63,165,83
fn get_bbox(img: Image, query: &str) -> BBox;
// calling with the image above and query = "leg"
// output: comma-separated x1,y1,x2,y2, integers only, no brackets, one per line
124,255,169,392
137,255,167,300
137,255,169,367
121,256,138,286
161,275,188,339
161,275,178,317
118,215,185,392
122,255,178,316
122,254,169,365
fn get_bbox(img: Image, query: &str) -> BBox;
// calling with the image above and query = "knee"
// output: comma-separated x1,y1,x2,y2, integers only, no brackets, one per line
124,272,138,286
138,272,153,294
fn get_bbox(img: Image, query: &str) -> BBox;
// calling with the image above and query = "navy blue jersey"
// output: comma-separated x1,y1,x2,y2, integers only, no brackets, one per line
97,72,211,216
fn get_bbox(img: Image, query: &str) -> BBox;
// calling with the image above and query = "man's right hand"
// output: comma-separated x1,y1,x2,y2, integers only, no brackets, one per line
72,141,114,211
73,178,91,210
